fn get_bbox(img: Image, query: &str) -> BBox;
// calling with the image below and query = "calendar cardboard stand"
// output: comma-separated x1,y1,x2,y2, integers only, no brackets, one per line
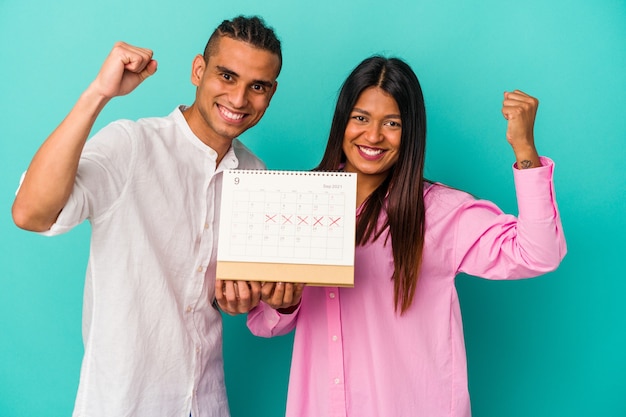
216,262,354,287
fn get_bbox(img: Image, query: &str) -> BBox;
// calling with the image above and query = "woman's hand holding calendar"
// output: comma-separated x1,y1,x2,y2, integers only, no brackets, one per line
261,282,305,314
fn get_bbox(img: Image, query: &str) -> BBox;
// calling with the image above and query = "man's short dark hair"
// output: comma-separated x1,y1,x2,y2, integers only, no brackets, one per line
204,15,282,76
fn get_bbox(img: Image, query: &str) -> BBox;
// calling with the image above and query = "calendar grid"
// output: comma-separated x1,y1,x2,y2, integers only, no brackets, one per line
218,170,357,267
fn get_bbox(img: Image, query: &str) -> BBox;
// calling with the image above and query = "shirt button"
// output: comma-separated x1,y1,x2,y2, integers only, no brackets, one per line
186,306,193,313
196,346,201,354
334,378,340,384
197,266,203,272
332,335,338,342
204,223,209,229
329,292,336,299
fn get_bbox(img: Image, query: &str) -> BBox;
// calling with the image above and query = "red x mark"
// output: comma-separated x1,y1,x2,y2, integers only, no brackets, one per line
329,217,341,227
265,214,277,223
297,216,309,225
282,215,293,224
313,216,324,226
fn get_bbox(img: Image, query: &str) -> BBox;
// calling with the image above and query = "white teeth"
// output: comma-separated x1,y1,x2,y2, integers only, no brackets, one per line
358,146,383,156
220,106,245,121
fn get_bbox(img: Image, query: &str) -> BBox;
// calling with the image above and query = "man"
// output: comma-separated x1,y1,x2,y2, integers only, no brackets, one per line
13,15,282,417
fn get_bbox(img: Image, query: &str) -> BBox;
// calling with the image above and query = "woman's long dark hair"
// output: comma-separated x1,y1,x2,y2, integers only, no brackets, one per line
316,56,427,314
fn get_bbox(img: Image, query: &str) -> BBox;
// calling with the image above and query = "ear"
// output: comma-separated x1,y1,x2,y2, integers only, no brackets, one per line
190,54,206,87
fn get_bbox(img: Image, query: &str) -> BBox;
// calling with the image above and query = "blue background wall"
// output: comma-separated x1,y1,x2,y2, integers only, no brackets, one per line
1,0,625,416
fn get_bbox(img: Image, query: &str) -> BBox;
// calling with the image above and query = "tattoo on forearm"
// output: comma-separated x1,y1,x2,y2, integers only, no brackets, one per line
519,160,533,169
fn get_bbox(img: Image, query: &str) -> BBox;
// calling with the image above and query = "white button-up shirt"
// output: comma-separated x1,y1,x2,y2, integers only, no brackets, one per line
38,107,265,417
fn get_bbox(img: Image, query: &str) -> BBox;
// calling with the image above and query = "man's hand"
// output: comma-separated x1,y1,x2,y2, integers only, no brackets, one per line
215,280,262,315
502,90,541,169
90,41,158,100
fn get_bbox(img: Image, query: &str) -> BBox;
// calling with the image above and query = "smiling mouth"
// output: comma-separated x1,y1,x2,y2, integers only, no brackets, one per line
218,104,246,122
358,145,385,156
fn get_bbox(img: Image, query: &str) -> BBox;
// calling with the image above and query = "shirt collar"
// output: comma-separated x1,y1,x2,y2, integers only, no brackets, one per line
174,105,239,166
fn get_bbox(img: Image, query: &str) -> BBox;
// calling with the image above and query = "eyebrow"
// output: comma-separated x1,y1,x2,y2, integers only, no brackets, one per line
352,107,401,119
216,65,275,88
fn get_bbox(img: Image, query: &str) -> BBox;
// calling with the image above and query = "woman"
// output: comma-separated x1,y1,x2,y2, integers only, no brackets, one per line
246,56,566,417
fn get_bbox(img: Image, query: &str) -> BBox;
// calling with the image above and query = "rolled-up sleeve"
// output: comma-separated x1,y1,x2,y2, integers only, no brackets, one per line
247,301,300,338
454,157,566,279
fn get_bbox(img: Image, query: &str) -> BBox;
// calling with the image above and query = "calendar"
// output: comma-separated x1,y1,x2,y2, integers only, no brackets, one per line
216,170,357,287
